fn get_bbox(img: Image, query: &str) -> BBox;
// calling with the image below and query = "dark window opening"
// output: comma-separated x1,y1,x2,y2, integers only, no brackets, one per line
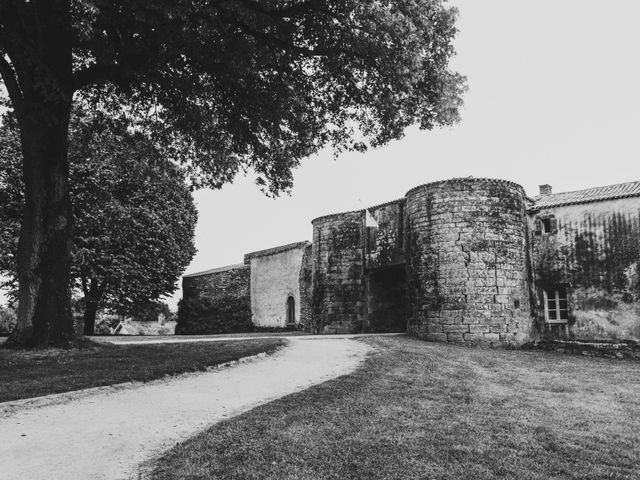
544,288,568,323
535,215,557,235
286,296,296,324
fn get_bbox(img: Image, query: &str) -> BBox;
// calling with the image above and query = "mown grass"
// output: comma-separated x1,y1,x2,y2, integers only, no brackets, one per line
0,338,285,403
150,336,640,480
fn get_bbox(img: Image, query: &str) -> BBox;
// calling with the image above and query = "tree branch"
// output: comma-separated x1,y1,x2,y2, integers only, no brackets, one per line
0,53,24,118
81,274,89,297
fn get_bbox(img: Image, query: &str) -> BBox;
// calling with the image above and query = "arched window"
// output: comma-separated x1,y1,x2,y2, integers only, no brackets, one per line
286,296,295,324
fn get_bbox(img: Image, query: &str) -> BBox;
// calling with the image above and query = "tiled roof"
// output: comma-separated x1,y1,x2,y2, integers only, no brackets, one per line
532,181,640,209
182,263,247,278
244,240,311,262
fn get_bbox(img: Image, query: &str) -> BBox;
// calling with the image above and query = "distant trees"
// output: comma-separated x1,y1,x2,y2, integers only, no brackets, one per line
0,0,465,346
0,109,197,335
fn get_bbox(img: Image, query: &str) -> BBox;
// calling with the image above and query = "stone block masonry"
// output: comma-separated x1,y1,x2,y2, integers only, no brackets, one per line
404,178,532,345
182,264,250,304
311,211,365,333
182,177,640,345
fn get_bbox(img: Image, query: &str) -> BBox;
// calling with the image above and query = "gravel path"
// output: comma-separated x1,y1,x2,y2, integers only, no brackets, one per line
0,338,371,480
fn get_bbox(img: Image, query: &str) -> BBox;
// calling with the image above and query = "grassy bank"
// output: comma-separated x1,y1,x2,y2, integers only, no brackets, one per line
150,336,639,480
0,338,285,403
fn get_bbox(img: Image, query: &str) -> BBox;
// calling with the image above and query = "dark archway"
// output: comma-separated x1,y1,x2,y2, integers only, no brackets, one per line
366,266,406,332
286,296,296,324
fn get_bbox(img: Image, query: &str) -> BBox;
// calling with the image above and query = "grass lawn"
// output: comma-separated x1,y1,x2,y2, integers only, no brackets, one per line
0,338,285,403
150,336,639,480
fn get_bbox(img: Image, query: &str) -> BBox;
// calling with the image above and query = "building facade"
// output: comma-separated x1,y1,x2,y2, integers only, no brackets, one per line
181,178,640,345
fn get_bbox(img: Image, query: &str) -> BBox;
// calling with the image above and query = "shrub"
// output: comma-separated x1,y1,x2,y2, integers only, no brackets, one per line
176,296,253,335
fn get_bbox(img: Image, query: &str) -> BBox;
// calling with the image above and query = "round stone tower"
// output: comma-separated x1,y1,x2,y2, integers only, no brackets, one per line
404,178,533,345
310,210,365,333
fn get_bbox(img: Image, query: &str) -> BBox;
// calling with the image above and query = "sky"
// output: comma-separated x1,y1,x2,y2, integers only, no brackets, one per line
167,0,640,309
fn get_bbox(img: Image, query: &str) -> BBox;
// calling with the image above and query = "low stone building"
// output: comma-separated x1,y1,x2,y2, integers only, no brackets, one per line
181,177,640,345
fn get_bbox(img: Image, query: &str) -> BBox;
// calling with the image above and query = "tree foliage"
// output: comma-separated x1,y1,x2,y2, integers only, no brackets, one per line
0,0,465,346
0,109,197,333
70,0,466,193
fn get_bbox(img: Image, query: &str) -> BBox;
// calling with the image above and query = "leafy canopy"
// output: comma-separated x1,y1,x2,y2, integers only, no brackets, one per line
66,0,466,193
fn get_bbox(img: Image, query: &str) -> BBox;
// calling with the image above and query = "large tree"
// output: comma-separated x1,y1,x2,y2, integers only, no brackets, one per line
0,0,465,347
0,109,198,335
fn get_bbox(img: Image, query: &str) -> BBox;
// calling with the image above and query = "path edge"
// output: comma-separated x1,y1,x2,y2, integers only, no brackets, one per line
0,346,286,417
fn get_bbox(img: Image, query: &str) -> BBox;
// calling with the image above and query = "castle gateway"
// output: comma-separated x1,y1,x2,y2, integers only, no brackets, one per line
181,178,640,345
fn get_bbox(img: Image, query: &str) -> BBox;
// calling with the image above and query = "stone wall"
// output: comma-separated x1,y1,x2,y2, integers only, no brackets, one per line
180,177,640,345
365,199,405,269
311,211,365,333
247,242,310,328
178,264,252,334
531,198,640,342
299,244,313,329
405,178,533,346
182,264,250,303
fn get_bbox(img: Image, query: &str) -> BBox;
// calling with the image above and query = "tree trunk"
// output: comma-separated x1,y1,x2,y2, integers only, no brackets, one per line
83,299,99,337
7,108,75,347
82,280,103,337
4,1,76,348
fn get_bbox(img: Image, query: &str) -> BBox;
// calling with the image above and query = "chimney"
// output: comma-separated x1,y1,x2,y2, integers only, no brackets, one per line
539,184,552,196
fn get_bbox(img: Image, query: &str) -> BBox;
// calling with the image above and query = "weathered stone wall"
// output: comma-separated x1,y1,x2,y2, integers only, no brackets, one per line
299,244,313,329
178,264,252,334
311,211,365,333
531,198,640,342
248,242,309,328
365,199,405,269
405,178,533,346
182,264,250,303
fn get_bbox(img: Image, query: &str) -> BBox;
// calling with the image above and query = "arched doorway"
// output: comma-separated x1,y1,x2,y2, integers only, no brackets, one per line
286,296,295,324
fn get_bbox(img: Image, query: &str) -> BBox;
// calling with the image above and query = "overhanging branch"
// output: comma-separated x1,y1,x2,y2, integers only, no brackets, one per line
0,53,24,118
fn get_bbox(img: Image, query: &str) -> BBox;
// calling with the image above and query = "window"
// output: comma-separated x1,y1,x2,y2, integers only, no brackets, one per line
543,288,568,323
535,215,557,235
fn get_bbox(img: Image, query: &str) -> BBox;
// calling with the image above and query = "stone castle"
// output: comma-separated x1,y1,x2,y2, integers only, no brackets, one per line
181,177,640,345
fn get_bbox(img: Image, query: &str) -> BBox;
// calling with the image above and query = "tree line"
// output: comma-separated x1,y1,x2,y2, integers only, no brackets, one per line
0,104,197,335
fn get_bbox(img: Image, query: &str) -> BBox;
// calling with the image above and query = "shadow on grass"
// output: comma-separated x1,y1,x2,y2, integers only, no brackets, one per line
0,338,286,403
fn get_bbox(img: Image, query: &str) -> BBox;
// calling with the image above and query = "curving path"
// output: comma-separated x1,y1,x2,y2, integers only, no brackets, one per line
0,338,371,480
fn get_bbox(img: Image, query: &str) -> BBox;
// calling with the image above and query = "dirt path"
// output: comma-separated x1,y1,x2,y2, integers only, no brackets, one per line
0,338,371,480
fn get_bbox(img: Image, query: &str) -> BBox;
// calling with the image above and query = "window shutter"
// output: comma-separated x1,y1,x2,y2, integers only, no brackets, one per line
549,217,558,233
534,218,542,236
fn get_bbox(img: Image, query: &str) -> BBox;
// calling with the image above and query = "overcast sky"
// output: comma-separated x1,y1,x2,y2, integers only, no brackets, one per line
167,0,640,309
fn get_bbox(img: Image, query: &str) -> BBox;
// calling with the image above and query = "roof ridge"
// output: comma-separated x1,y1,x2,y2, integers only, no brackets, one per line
244,240,311,262
182,263,247,278
532,180,640,209
534,180,640,199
